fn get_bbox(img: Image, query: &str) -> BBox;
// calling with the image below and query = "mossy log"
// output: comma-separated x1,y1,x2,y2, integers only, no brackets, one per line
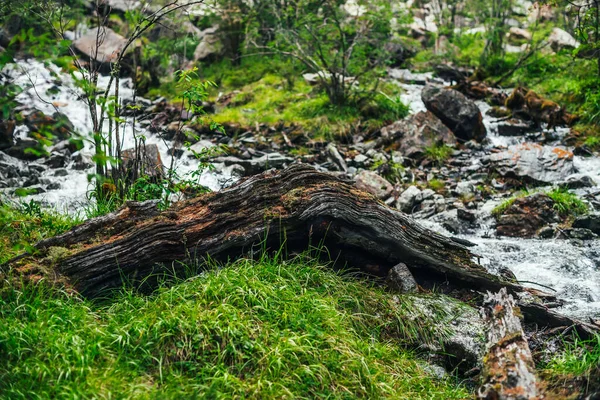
2,164,598,338
478,288,541,400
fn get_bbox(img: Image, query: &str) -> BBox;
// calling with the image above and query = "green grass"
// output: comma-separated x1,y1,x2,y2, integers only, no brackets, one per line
547,188,588,217
424,144,453,165
543,334,600,391
0,199,80,264
491,189,588,218
584,135,600,150
150,56,409,141
0,254,472,399
428,179,446,193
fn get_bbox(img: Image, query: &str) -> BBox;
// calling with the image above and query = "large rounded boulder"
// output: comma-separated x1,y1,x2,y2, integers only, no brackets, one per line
421,85,486,142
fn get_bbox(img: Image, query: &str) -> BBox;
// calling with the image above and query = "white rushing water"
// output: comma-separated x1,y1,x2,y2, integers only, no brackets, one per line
392,71,600,319
1,59,235,211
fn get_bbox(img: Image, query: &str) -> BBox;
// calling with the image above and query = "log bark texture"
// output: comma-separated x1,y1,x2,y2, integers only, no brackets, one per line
10,164,512,297
478,288,541,400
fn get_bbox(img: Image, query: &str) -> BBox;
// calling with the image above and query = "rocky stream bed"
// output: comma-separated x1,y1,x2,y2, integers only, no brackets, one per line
2,58,600,320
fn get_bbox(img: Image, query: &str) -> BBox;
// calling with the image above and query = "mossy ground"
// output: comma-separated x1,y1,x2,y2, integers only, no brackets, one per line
149,57,409,141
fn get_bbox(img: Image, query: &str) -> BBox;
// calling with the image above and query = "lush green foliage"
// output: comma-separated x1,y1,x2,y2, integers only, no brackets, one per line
0,255,471,399
491,192,526,217
491,188,587,218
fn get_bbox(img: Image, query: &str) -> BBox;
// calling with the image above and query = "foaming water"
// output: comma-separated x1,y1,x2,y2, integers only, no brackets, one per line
1,59,234,209
392,75,600,319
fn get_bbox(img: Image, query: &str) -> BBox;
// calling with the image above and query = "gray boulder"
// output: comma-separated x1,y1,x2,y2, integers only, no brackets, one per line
193,26,222,61
421,85,486,142
572,214,600,235
489,144,576,185
396,185,422,213
386,263,417,293
354,170,393,199
548,28,580,52
380,111,456,160
73,27,128,64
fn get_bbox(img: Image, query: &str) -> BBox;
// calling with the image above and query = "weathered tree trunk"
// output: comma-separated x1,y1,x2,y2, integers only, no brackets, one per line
478,288,541,400
7,164,506,296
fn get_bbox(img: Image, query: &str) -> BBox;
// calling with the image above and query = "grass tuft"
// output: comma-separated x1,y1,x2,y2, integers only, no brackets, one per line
547,188,588,217
424,144,453,165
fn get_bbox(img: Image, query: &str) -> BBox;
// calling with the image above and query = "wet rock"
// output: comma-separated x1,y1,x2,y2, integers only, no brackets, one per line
560,175,597,190
23,175,39,187
457,209,476,222
45,152,68,168
548,28,580,52
489,144,576,185
536,225,555,239
0,119,15,150
380,111,456,160
216,153,294,176
47,182,61,190
54,168,69,177
421,85,486,142
495,193,561,238
386,263,417,293
71,152,93,170
5,139,45,160
354,170,393,199
558,228,598,241
572,214,600,235
0,161,20,178
396,185,422,213
496,118,536,136
73,27,129,65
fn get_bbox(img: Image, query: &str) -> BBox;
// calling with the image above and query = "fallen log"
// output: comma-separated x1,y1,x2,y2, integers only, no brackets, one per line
6,164,512,297
1,164,597,340
478,288,542,400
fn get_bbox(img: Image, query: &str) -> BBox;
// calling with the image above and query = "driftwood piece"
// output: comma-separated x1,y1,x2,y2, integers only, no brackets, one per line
478,288,541,400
